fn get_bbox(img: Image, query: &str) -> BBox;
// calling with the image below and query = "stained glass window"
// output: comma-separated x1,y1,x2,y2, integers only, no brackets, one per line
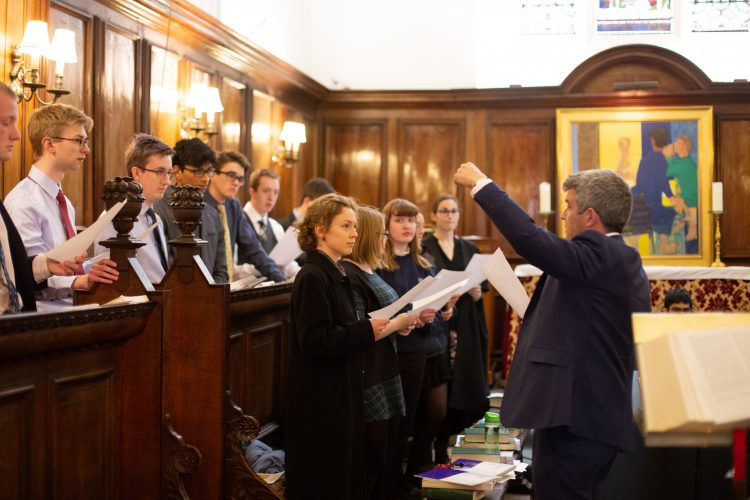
596,0,673,34
693,0,750,32
520,1,577,34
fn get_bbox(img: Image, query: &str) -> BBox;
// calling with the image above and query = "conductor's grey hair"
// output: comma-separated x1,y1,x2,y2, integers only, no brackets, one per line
563,169,632,233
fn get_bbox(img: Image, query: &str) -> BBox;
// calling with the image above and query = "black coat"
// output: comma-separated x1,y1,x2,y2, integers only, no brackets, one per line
421,234,489,414
285,250,375,500
0,201,37,312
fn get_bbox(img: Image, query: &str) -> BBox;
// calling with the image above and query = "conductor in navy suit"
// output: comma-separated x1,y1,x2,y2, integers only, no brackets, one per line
455,162,651,500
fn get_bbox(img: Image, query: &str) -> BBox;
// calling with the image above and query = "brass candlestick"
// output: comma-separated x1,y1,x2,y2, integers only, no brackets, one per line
538,210,555,230
710,210,725,268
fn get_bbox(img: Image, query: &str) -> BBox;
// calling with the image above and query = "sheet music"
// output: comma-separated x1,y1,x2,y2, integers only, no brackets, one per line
89,222,158,263
482,248,530,318
456,253,492,296
368,276,436,320
230,274,267,291
410,277,469,313
46,200,127,262
269,226,303,267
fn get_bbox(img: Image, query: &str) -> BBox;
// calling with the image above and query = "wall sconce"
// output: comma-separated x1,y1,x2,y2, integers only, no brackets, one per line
181,84,224,139
8,21,77,105
272,121,307,167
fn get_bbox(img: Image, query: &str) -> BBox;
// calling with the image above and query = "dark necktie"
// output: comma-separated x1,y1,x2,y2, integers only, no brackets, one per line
258,218,275,254
56,190,83,274
146,208,168,272
0,240,21,313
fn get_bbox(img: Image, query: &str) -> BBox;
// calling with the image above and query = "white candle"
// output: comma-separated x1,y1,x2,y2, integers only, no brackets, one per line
712,182,723,212
539,182,551,213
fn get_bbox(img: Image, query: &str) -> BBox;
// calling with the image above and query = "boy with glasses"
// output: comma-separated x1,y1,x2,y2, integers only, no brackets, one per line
94,134,173,284
204,152,284,282
154,138,228,283
5,103,118,303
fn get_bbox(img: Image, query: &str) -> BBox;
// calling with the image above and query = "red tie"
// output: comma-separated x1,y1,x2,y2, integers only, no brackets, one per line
56,189,83,274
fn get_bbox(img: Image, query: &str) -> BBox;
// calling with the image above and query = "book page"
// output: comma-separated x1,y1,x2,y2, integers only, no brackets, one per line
269,226,303,267
675,327,750,426
90,222,158,263
47,200,127,262
482,248,530,318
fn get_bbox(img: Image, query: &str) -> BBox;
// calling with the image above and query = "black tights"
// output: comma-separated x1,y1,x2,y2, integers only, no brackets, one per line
405,381,448,480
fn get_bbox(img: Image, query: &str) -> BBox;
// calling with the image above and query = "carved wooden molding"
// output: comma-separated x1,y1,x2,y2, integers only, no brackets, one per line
163,413,202,500
224,392,283,500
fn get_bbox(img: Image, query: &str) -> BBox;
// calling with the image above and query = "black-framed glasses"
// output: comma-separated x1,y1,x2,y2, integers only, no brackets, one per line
50,136,88,149
139,167,174,180
183,166,215,178
216,170,245,185
436,208,460,215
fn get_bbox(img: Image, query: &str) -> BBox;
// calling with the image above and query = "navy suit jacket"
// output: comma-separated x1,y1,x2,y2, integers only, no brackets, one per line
475,182,650,451
203,192,285,283
0,201,37,312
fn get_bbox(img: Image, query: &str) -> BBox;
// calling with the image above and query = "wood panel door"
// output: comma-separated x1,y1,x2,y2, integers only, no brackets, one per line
717,116,750,262
486,119,554,258
323,120,388,208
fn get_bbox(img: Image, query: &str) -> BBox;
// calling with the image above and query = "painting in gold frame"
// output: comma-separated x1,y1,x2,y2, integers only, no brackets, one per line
556,106,714,266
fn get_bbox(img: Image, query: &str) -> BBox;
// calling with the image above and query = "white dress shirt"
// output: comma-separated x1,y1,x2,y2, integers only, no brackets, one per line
94,202,169,284
5,165,76,294
243,201,300,278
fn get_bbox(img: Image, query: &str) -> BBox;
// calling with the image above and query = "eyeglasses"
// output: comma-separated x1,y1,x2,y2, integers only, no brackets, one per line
183,166,215,178
50,136,88,149
216,170,245,185
140,167,174,180
380,230,391,237
436,208,460,215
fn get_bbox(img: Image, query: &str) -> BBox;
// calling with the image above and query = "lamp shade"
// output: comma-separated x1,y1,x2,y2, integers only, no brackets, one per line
203,87,224,114
279,121,307,144
48,29,78,63
18,21,51,57
186,83,208,112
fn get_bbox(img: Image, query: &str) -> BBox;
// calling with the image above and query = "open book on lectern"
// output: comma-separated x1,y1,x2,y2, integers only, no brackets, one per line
633,312,750,434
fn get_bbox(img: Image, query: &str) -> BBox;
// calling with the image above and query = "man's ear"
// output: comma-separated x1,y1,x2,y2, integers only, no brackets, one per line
130,166,141,181
584,207,599,228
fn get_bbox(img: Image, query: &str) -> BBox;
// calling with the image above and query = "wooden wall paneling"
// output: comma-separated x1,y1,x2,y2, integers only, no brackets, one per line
716,115,750,263
149,45,181,147
485,118,554,258
249,321,283,427
460,110,488,237
322,120,387,208
227,327,250,414
91,18,138,222
49,361,116,498
49,3,93,224
251,90,274,180
397,119,466,215
220,77,247,154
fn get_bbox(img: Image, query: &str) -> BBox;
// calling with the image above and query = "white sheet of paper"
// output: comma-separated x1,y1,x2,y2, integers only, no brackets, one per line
368,276,435,320
230,274,267,291
456,253,492,295
47,200,127,262
410,277,469,313
269,226,303,267
482,248,530,318
89,221,158,263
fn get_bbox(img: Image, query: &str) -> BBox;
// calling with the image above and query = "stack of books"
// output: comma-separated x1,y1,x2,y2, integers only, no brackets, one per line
416,459,515,499
451,413,521,465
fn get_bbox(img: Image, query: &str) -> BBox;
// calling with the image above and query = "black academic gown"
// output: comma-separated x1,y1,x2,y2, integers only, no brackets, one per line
284,250,375,500
421,234,489,415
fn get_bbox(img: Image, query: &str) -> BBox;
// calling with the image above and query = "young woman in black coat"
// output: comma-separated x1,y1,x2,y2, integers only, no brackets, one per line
421,194,490,463
284,194,390,500
341,205,418,500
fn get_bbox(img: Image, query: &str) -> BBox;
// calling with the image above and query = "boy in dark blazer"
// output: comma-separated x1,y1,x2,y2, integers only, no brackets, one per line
455,162,651,500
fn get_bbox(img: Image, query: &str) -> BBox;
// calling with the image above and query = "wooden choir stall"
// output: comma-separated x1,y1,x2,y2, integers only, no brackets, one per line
0,179,291,499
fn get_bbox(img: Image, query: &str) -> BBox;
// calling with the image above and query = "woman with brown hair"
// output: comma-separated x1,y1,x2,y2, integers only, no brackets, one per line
377,198,453,497
284,193,390,500
341,205,418,499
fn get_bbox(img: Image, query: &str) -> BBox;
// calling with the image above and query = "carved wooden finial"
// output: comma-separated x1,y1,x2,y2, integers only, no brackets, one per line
103,176,145,239
169,185,206,240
